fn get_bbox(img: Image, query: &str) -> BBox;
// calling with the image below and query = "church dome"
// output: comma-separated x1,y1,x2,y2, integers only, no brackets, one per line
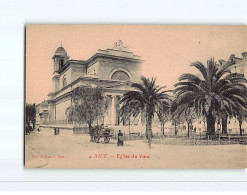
54,46,67,57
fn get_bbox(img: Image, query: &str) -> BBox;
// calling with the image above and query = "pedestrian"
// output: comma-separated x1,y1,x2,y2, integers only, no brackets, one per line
25,123,29,134
117,130,124,146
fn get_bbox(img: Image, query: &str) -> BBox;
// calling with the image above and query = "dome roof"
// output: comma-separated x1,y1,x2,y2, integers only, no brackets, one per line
54,46,67,57
56,46,66,52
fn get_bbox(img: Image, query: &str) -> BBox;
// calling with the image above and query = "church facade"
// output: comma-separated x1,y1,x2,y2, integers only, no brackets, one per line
43,41,143,127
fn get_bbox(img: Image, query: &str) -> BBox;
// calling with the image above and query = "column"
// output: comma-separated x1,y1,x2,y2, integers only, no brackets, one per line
111,95,116,126
115,96,121,126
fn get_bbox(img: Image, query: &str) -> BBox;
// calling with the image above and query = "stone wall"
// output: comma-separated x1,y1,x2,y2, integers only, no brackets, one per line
71,65,86,82
55,96,71,120
87,61,100,76
59,68,72,90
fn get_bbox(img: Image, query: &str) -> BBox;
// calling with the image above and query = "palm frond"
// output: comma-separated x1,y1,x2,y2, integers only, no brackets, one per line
190,61,208,81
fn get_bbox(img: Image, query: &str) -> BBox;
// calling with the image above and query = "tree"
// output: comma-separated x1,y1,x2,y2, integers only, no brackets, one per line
183,107,197,138
156,99,171,136
230,87,247,136
213,110,228,135
120,76,171,149
171,102,197,138
171,116,180,136
25,103,36,128
66,86,107,138
170,99,182,136
235,108,247,136
171,58,247,136
221,113,228,135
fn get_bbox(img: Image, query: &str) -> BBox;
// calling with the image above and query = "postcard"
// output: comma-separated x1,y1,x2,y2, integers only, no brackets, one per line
25,25,247,168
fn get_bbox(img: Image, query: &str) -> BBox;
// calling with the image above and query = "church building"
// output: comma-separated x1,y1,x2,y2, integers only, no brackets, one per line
42,40,144,128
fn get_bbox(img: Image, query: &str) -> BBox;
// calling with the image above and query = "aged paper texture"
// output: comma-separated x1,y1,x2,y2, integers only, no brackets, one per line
25,25,247,168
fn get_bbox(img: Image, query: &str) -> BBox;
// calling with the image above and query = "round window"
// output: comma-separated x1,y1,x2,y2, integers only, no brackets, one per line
111,71,130,81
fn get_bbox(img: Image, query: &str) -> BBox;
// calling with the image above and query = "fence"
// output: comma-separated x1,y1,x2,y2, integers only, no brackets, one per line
111,132,146,140
112,131,247,145
41,120,68,126
38,123,247,145
150,133,247,146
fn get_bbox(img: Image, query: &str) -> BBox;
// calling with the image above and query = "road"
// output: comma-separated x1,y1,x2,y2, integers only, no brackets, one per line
25,128,246,168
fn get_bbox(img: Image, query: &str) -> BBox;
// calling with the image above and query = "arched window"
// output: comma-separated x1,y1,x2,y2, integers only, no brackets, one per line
59,59,64,69
111,70,130,81
62,75,67,87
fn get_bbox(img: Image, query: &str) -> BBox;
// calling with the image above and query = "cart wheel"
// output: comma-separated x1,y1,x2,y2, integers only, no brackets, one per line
104,137,110,143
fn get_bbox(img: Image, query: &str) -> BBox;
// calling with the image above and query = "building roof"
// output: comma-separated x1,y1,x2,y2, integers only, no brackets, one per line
52,46,68,59
56,45,144,75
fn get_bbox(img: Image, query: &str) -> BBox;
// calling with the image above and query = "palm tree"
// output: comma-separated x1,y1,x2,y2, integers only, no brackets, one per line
171,58,247,136
119,76,171,149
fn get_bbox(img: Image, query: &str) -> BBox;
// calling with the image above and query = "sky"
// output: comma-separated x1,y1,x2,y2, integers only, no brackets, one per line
26,25,247,104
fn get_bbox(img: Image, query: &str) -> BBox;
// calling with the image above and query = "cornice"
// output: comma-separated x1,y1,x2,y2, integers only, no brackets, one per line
55,51,144,75
86,53,144,68
53,76,131,97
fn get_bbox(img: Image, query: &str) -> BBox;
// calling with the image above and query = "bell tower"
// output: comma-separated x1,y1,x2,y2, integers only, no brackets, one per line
52,42,69,92
52,42,69,72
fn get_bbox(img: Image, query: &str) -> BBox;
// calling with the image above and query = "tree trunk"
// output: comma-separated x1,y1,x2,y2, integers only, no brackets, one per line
174,121,178,135
88,121,93,142
222,116,228,135
187,122,190,138
32,120,35,129
206,110,215,135
161,122,165,136
88,122,92,131
146,115,152,149
239,120,243,136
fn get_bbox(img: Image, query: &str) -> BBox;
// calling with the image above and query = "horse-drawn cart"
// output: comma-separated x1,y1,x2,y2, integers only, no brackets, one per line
91,125,114,143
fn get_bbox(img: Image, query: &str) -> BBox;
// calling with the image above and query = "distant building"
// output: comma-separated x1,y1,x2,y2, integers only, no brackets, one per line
35,101,49,128
222,52,247,134
197,52,247,135
219,52,247,77
182,52,247,135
